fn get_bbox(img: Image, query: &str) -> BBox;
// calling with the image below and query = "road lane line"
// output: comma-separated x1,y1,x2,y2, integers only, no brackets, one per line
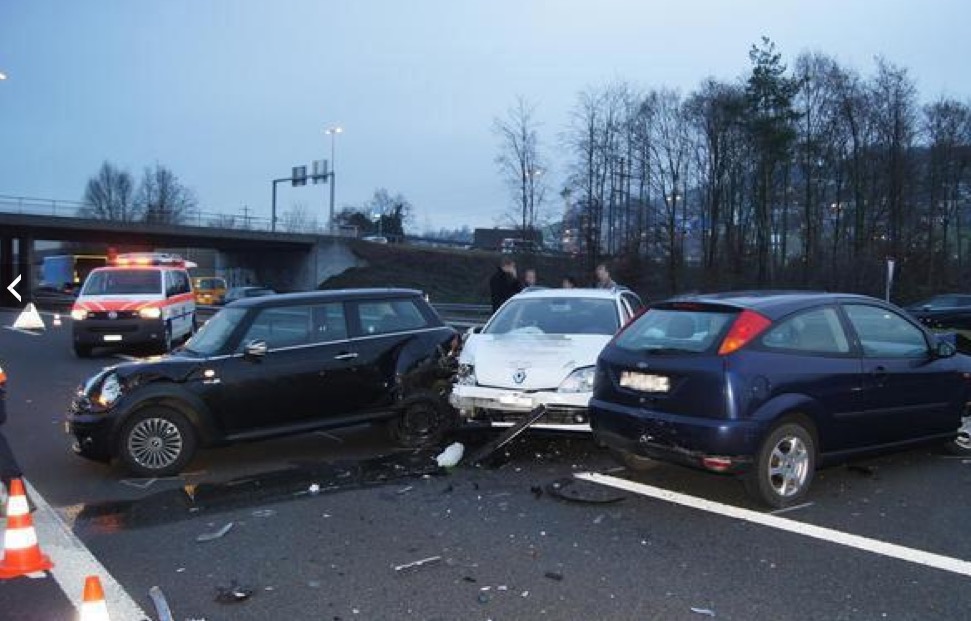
575,472,971,578
24,479,150,620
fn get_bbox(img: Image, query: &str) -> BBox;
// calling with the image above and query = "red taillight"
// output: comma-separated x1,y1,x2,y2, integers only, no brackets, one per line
718,310,771,356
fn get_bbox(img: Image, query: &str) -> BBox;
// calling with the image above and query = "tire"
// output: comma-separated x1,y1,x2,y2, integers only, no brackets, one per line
73,343,92,358
744,421,816,509
608,448,655,472
117,406,197,477
946,413,971,456
388,392,456,449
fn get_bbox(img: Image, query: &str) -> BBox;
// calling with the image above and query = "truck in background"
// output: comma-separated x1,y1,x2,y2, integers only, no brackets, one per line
41,255,108,294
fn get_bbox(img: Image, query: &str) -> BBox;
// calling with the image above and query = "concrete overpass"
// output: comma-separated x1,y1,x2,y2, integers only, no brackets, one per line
0,212,362,306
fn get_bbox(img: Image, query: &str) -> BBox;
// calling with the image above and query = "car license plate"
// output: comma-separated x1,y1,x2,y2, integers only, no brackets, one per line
102,334,123,342
498,393,532,408
619,371,670,393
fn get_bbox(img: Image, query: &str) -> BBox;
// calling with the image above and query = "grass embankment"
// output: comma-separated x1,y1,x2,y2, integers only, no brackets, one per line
321,241,587,304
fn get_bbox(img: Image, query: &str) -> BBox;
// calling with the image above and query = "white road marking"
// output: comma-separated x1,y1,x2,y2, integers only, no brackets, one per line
3,326,43,336
575,472,971,578
24,479,149,620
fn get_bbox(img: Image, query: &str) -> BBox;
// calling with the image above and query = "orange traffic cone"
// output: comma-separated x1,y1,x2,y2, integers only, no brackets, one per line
80,575,110,621
0,479,53,579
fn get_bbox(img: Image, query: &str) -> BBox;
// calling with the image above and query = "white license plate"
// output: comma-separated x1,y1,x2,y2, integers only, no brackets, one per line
102,335,123,342
619,371,670,393
498,393,533,408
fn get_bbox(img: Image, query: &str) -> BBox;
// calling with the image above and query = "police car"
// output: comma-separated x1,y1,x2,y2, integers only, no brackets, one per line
70,253,197,357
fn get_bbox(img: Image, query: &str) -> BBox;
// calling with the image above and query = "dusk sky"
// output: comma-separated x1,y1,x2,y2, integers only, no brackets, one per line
2,1,970,232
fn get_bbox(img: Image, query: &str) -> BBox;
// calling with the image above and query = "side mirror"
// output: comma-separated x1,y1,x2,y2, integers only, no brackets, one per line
935,339,957,359
243,340,267,360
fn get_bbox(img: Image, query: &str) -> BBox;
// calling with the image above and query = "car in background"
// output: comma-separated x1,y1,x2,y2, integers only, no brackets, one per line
70,253,196,357
591,292,971,507
192,277,228,306
224,286,277,304
67,289,459,476
905,293,971,336
452,288,644,431
362,235,389,244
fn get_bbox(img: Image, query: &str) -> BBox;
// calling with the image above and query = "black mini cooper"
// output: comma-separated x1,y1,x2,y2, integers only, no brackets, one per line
68,289,459,476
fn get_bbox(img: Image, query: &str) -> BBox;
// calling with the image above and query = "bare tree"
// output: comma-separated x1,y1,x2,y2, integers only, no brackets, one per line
494,96,548,236
137,163,198,225
280,202,319,233
80,161,140,221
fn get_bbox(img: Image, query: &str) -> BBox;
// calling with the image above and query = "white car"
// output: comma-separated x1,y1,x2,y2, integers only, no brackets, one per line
451,288,643,431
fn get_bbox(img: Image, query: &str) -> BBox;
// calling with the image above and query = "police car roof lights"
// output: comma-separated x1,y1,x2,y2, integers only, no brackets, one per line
112,253,196,268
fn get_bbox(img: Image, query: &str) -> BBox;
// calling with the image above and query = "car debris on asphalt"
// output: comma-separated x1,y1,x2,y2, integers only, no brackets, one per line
148,586,175,621
435,442,465,468
196,522,234,542
393,556,443,573
691,607,717,617
215,580,254,604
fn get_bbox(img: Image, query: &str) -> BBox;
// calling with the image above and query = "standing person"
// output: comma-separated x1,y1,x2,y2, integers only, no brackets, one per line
490,257,522,311
561,275,577,288
523,268,538,289
0,363,24,512
595,263,617,289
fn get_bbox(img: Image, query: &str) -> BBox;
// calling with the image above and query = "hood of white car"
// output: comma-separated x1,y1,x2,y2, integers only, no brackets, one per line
461,333,611,390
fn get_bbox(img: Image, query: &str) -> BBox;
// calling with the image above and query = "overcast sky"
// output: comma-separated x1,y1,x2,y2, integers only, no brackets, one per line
2,0,970,232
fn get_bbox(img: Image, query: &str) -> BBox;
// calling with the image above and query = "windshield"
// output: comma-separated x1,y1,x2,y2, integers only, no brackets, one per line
196,278,224,291
184,308,247,356
485,297,619,336
81,269,161,296
615,309,735,354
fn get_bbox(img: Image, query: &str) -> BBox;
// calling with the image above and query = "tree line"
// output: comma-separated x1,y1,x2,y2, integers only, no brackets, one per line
80,161,198,225
502,38,971,301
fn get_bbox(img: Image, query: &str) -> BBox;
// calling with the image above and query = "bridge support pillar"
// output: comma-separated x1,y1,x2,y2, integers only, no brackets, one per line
0,237,14,308
16,237,33,305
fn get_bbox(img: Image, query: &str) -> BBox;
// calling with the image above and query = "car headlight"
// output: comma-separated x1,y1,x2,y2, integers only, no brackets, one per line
456,363,476,386
96,373,123,407
139,307,162,319
557,366,596,393
71,309,89,321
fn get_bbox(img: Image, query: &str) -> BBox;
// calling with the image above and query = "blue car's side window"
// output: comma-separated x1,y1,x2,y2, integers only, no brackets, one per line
844,305,928,358
761,307,851,355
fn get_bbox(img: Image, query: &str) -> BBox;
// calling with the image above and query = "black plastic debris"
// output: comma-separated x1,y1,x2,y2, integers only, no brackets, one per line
467,406,549,465
546,478,628,505
544,571,564,582
530,485,544,499
215,580,254,604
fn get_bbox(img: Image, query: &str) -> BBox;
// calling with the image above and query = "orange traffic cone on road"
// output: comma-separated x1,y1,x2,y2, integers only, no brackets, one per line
80,575,110,621
0,478,53,579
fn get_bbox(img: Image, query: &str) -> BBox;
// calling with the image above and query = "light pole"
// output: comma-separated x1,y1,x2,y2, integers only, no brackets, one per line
325,126,343,233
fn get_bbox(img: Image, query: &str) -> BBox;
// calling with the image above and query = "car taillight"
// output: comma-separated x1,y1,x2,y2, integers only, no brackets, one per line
718,310,772,356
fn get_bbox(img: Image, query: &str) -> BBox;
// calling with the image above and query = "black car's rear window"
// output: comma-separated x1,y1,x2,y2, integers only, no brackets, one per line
614,309,736,353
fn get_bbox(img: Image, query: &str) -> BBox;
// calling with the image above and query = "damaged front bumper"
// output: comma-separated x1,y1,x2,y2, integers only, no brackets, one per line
450,384,592,432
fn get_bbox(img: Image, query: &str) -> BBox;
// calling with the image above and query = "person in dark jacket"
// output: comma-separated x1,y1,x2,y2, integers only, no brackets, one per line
490,257,522,311
0,364,24,513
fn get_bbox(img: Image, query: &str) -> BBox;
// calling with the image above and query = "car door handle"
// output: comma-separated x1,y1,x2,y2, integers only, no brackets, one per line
334,352,358,361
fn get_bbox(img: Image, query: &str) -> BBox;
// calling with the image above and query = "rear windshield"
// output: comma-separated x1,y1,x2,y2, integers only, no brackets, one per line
81,269,162,296
196,278,224,290
614,309,735,353
485,297,619,336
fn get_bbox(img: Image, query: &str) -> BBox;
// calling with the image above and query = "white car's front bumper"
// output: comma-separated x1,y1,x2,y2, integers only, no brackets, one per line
450,384,592,432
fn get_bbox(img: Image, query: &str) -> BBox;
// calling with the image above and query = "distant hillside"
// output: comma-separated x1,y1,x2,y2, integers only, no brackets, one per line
320,240,588,304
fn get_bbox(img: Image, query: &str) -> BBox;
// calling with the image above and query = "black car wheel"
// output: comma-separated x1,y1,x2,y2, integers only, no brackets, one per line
118,406,197,477
73,343,92,358
745,421,816,509
388,392,456,449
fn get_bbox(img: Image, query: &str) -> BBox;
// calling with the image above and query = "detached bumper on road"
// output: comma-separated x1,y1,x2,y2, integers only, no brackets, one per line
450,384,592,431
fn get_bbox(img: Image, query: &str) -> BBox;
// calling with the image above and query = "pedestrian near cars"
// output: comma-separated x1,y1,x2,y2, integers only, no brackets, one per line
0,364,24,511
595,263,617,289
490,257,522,311
523,268,538,288
562,275,577,288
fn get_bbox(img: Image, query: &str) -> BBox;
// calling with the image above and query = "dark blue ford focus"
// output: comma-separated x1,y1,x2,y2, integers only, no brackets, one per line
590,292,971,507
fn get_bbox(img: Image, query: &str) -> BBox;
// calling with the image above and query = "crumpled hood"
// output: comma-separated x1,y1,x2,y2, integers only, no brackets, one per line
461,333,611,390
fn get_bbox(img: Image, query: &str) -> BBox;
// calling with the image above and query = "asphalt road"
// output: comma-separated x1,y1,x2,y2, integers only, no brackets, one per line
1,308,970,620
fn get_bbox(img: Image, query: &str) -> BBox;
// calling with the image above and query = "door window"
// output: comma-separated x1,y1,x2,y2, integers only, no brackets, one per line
240,306,313,350
760,307,851,355
310,303,348,343
844,305,928,358
357,299,428,335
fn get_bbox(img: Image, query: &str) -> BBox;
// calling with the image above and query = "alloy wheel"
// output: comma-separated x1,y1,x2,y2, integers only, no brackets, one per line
127,417,184,471
767,435,810,498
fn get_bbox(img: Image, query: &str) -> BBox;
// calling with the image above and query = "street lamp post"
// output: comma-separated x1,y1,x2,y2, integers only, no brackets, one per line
325,126,343,233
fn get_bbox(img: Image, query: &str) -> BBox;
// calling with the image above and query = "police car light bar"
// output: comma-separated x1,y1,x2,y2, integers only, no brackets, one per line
113,253,188,267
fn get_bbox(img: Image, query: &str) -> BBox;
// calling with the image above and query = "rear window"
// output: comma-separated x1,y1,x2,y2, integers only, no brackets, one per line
614,309,735,353
485,298,619,335
357,299,429,335
196,278,224,290
82,269,162,296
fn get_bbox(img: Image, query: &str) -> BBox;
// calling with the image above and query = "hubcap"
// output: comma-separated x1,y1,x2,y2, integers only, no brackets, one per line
956,416,971,450
767,435,810,497
128,417,183,470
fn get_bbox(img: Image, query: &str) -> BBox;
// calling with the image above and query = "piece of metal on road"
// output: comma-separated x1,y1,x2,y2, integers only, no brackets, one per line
575,472,971,578
24,479,149,619
467,405,548,465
